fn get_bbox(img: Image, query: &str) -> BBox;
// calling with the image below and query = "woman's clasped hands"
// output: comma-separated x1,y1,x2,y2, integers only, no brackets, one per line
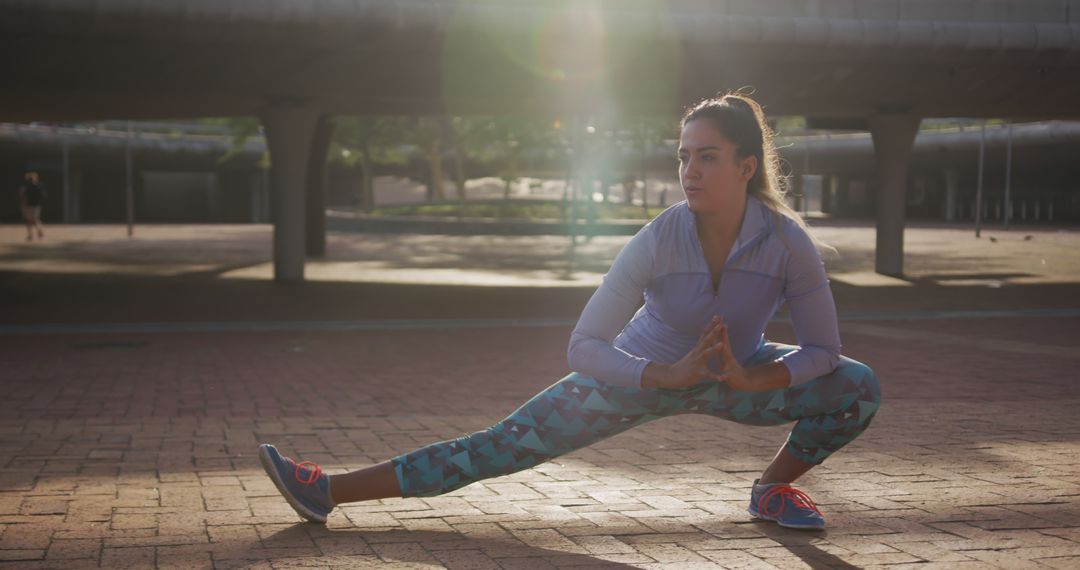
644,315,757,390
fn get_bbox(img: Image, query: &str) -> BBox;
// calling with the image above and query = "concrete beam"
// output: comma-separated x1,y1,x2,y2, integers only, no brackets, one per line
261,102,318,282
6,3,1080,122
869,113,921,277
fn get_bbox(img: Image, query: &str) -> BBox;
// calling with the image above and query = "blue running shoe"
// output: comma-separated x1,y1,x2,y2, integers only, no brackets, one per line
258,444,335,523
747,479,825,530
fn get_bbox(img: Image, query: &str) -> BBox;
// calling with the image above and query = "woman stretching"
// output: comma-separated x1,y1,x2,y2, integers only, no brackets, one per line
259,93,881,531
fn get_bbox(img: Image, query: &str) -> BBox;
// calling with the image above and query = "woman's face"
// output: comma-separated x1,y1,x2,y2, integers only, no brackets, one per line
678,118,756,215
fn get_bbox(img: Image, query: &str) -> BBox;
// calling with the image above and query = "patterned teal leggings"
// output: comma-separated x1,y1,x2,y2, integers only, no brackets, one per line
392,342,881,497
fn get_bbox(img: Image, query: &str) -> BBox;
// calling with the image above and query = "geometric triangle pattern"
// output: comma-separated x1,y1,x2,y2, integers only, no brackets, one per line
393,342,881,497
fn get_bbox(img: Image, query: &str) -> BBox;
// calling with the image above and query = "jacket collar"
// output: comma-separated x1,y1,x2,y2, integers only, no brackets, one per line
685,194,771,244
684,194,773,265
735,194,772,249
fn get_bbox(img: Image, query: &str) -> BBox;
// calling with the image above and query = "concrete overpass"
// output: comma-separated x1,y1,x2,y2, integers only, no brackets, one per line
4,0,1080,280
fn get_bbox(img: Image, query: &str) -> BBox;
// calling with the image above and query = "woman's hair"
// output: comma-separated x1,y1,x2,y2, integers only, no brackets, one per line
681,91,831,252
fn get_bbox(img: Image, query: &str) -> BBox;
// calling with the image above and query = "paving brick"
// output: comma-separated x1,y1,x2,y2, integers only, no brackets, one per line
509,529,588,554
156,544,214,569
0,525,52,550
698,549,780,569
369,541,439,565
569,535,635,555
109,513,158,530
0,550,44,562
430,548,502,569
99,546,156,568
44,538,101,561
635,542,711,563
1038,556,1080,570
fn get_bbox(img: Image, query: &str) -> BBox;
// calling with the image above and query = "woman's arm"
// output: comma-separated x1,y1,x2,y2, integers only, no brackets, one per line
773,224,842,385
567,226,656,387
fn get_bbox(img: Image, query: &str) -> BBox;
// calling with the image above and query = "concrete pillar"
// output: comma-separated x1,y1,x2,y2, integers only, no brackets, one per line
825,175,840,214
250,170,263,223
944,168,959,221
869,114,921,277
836,175,850,216
305,115,336,257
259,168,271,223
61,136,72,223
261,103,318,282
206,172,220,222
69,168,83,223
789,168,804,213
125,122,135,238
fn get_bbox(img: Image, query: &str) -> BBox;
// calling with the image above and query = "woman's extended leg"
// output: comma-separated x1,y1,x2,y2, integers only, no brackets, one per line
261,373,689,521
328,461,398,504
390,373,683,498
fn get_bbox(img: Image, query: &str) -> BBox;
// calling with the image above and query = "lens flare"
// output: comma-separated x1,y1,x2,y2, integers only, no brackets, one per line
441,0,682,115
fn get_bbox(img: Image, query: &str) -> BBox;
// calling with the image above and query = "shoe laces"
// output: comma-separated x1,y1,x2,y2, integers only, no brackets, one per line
287,458,323,485
757,484,821,519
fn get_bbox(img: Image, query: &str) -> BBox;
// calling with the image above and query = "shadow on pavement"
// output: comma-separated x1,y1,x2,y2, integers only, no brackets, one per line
0,270,596,324
4,269,1080,327
263,525,642,568
257,524,863,569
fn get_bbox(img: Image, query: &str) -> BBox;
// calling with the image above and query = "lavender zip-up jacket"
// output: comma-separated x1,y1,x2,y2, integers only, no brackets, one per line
567,196,841,388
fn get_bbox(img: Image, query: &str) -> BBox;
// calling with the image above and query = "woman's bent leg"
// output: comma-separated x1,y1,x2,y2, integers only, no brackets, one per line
703,345,882,466
392,373,683,498
782,356,881,465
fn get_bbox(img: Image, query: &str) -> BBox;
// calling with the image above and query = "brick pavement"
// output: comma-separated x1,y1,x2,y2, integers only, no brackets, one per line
2,223,1080,568
2,318,1079,569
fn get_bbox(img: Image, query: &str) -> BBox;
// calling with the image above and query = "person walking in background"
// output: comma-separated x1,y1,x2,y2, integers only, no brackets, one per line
258,92,881,531
19,171,46,241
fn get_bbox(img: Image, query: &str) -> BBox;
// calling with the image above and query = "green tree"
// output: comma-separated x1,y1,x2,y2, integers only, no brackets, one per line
333,116,413,212
200,117,265,166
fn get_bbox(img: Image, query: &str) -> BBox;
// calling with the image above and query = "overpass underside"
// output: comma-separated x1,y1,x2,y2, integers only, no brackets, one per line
4,0,1080,280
